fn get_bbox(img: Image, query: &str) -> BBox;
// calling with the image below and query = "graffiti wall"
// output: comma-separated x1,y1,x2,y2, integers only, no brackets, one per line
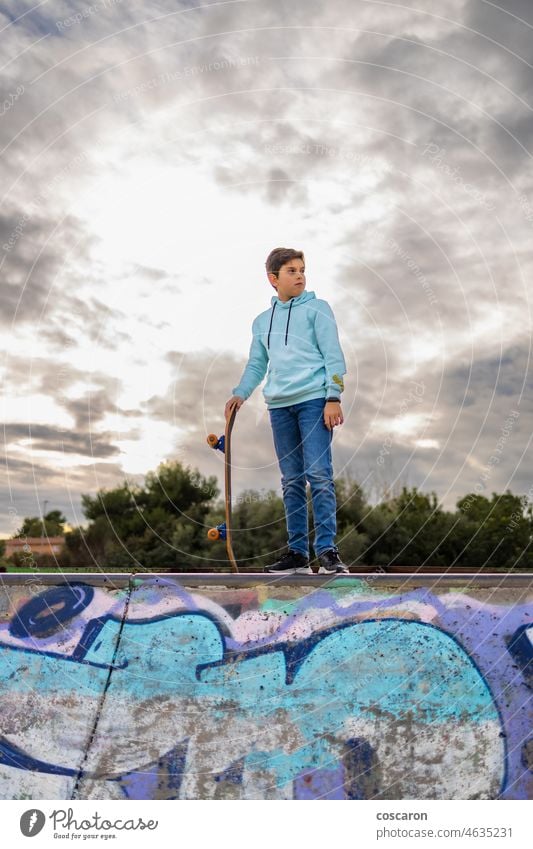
0,575,531,800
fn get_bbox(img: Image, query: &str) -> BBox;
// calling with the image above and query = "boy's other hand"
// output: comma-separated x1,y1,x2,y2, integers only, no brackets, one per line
324,401,344,431
225,396,244,420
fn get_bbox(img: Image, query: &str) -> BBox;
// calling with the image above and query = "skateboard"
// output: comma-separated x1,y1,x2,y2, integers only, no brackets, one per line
206,401,239,572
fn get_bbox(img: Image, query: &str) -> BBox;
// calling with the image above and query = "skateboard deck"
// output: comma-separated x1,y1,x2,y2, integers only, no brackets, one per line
206,401,239,572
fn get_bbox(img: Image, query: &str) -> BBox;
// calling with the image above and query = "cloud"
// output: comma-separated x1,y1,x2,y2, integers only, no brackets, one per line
2,421,121,457
1,0,532,535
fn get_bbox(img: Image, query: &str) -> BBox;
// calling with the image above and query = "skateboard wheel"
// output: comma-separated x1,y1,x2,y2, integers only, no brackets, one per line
207,433,219,448
207,527,220,541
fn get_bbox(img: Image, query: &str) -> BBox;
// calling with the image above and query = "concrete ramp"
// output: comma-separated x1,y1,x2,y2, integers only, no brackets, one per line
0,574,531,800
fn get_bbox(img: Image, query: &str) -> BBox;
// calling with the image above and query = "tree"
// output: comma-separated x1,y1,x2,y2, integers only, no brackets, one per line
68,461,219,570
331,477,370,565
14,510,67,538
227,489,287,570
363,487,454,567
454,490,533,569
16,463,533,572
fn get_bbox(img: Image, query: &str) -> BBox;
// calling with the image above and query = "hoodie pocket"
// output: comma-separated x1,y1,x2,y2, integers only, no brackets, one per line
265,365,318,402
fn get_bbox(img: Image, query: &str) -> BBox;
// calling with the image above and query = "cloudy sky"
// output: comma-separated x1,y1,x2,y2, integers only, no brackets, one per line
1,0,532,539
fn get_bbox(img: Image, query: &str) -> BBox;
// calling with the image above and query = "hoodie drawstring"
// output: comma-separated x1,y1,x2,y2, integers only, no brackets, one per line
267,302,276,349
267,298,294,349
284,299,293,345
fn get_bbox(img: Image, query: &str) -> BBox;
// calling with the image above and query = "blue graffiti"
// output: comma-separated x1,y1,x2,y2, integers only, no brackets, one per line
113,741,189,800
9,584,94,639
507,624,533,679
0,605,504,797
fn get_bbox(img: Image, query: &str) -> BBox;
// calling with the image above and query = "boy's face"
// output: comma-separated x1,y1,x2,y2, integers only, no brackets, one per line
268,257,306,302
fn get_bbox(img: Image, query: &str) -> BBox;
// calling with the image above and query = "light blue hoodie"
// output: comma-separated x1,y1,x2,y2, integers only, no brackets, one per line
233,291,346,409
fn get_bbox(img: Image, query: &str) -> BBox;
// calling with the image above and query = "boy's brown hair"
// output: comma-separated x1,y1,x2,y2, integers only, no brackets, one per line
265,247,305,277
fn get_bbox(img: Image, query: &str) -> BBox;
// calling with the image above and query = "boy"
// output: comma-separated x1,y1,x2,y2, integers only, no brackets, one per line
225,247,348,574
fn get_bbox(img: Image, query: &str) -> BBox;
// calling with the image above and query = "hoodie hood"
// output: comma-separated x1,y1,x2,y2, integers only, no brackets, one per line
270,290,316,308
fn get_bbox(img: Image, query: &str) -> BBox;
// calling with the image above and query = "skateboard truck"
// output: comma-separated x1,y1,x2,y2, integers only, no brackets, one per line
207,433,225,453
207,522,226,541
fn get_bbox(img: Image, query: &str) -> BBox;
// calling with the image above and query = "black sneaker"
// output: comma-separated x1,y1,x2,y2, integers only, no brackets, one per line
317,549,350,574
264,550,312,574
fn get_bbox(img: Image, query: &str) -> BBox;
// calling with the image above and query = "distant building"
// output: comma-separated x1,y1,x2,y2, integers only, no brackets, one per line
5,536,65,558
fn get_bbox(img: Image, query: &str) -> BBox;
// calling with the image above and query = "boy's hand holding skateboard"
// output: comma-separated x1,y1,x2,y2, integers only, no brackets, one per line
324,401,344,431
225,395,244,420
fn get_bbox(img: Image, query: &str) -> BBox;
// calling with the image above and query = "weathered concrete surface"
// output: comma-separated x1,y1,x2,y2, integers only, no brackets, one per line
0,573,531,800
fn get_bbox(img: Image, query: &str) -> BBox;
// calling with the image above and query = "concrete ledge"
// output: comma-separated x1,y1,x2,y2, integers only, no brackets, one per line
1,571,532,587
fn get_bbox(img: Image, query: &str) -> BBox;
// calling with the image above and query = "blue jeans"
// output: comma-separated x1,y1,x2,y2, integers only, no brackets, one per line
269,397,337,558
